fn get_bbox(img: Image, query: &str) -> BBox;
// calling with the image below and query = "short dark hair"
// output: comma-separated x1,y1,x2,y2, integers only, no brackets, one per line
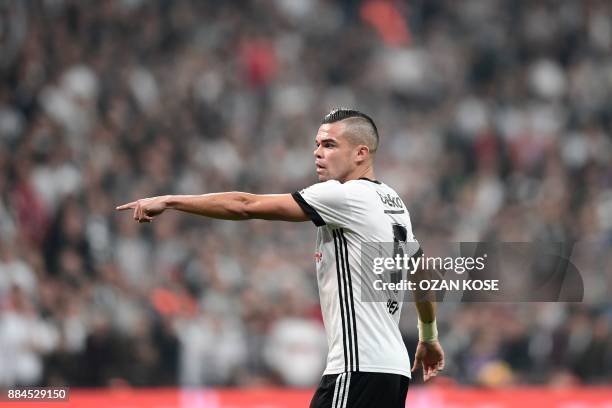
322,108,378,135
322,108,379,152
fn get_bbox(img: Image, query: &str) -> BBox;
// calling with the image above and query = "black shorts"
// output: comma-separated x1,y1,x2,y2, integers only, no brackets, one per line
309,372,410,408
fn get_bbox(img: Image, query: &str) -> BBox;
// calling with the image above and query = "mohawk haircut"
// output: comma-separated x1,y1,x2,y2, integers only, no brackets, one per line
322,108,379,153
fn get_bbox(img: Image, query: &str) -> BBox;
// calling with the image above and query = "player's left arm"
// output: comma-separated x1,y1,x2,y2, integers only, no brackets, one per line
116,192,310,223
411,266,445,382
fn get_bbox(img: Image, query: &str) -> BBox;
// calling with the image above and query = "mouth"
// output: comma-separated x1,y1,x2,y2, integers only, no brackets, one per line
316,162,326,170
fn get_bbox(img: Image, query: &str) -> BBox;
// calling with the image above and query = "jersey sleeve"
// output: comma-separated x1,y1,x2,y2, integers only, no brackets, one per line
291,180,352,227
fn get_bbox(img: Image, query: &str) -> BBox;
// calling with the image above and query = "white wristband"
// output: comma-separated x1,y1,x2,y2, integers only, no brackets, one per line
418,319,438,343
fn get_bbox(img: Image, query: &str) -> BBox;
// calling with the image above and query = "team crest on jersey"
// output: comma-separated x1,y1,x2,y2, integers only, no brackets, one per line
314,251,323,263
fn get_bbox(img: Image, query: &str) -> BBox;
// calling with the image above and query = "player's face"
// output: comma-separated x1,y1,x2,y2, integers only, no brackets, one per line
314,123,357,182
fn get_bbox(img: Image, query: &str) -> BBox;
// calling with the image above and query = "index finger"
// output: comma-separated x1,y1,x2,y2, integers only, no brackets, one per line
116,201,137,210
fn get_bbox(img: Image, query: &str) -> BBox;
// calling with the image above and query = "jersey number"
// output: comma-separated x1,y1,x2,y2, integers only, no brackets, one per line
387,224,408,315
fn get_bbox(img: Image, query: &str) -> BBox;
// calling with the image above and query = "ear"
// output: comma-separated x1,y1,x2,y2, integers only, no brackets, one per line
355,145,370,164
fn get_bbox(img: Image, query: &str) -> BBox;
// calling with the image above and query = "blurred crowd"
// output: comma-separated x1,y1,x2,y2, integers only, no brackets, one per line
1,0,611,389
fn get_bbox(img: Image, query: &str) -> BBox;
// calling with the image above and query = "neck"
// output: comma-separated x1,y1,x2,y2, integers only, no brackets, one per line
342,164,376,183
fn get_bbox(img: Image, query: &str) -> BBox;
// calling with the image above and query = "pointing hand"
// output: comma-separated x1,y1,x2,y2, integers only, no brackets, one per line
116,195,169,223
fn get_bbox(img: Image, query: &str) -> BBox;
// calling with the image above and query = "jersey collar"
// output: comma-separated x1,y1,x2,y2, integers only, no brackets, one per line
358,177,382,184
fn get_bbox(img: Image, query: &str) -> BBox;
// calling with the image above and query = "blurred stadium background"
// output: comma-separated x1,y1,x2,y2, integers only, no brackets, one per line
0,0,611,406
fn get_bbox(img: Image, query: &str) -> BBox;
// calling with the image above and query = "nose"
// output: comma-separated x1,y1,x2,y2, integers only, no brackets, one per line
314,145,322,158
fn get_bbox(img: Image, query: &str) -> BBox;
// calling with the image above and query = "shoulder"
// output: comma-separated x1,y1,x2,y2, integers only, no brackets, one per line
343,179,379,194
303,179,341,189
297,180,347,207
300,179,344,195
343,179,376,189
300,179,379,198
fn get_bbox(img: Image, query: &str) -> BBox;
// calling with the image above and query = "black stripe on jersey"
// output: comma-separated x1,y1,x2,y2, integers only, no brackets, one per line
333,230,349,372
338,231,354,372
340,229,359,371
291,191,326,227
384,209,405,214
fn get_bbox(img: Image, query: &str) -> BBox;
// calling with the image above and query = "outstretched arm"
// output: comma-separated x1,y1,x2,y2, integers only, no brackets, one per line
116,193,310,223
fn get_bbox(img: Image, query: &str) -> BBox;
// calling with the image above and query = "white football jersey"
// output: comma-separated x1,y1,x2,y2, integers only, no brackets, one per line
292,178,420,378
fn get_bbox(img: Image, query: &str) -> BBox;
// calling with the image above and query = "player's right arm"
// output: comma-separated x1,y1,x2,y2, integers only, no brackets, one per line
116,193,310,223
